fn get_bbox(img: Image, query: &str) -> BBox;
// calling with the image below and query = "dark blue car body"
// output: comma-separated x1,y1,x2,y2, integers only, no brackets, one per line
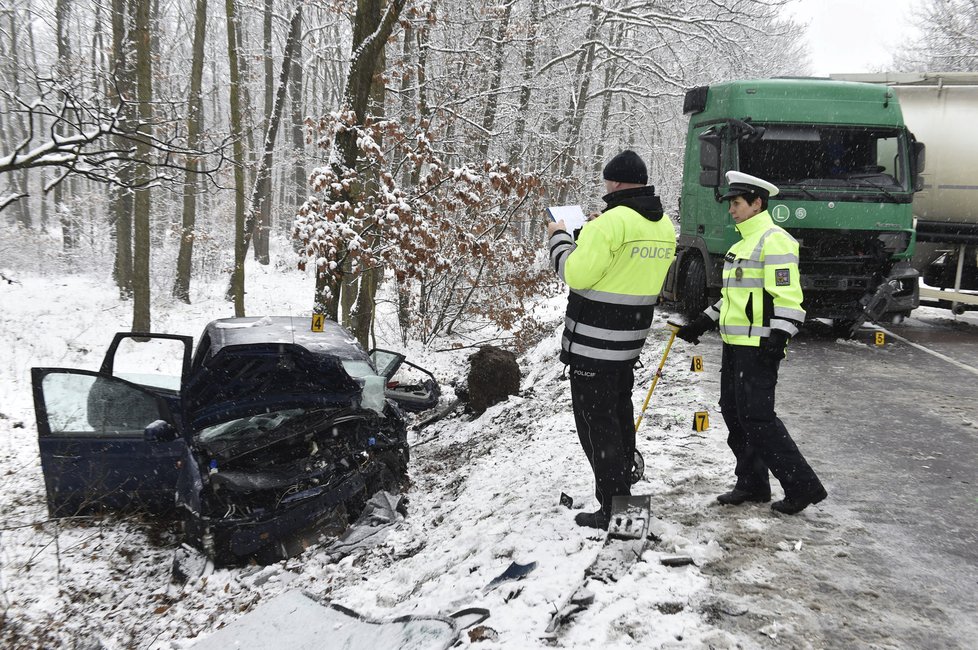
31,317,439,565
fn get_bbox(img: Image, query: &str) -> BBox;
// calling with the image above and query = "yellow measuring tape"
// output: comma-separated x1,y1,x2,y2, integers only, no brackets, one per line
634,324,679,431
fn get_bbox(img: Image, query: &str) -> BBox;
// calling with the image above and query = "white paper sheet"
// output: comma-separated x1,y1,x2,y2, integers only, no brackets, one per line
546,205,587,233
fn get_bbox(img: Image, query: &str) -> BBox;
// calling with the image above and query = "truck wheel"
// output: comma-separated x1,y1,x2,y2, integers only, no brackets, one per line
678,256,707,318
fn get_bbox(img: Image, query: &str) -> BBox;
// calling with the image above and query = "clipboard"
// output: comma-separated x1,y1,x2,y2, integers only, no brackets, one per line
546,205,587,233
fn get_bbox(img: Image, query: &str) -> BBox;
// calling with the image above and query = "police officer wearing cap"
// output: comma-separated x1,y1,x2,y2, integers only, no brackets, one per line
546,150,677,529
676,171,827,515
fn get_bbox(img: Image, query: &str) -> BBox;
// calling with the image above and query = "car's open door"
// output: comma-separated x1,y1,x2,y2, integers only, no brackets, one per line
100,332,192,398
369,349,441,412
32,368,189,518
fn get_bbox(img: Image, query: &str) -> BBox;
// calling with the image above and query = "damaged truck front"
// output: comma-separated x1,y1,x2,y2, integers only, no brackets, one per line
663,79,926,334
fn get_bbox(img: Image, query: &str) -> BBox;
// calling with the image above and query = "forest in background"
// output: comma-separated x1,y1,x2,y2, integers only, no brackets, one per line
1,0,973,349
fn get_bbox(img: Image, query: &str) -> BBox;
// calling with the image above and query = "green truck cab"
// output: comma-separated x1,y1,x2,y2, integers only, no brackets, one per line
663,78,926,332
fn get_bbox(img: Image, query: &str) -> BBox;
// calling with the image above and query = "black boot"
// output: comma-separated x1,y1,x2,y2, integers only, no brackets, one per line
574,509,610,530
771,485,828,515
717,488,772,505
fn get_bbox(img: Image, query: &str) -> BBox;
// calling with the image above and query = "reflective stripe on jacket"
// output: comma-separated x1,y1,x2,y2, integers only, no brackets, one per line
550,191,677,368
704,211,805,347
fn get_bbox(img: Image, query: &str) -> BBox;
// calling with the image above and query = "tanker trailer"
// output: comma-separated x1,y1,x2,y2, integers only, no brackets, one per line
832,73,978,313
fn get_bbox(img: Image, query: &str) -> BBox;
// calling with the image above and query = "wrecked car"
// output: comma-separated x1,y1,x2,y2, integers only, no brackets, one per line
31,316,440,565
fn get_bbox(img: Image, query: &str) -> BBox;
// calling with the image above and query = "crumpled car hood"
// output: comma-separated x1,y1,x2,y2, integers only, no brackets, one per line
185,343,363,432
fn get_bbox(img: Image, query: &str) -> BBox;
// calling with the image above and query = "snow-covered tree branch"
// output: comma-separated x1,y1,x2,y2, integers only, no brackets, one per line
0,81,230,211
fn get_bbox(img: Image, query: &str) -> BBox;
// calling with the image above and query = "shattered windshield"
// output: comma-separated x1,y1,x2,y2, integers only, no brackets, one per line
194,406,368,464
197,408,307,443
341,360,375,379
738,124,909,195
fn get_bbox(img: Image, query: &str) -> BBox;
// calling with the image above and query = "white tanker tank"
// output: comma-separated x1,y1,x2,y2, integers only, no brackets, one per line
832,72,978,312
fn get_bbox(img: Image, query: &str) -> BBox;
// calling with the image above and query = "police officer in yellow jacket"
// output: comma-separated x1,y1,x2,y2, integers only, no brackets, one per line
677,171,827,515
547,150,677,529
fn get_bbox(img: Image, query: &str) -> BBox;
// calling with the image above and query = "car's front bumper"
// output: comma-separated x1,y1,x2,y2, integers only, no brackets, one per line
181,472,366,565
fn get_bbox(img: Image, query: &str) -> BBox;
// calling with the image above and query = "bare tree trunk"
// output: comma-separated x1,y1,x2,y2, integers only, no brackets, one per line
132,0,153,332
395,275,410,347
4,10,32,227
556,5,601,205
416,2,432,122
509,0,540,167
111,0,134,298
253,0,273,264
350,27,388,348
234,17,257,192
227,4,304,310
593,21,624,176
398,4,431,186
392,6,429,335
91,0,106,99
513,0,542,242
25,17,49,229
398,17,415,188
340,264,357,328
352,264,379,348
210,57,219,135
289,5,305,217
226,0,247,315
148,0,167,249
173,0,208,303
315,0,406,322
336,0,405,170
477,0,513,160
441,10,493,169
54,0,75,249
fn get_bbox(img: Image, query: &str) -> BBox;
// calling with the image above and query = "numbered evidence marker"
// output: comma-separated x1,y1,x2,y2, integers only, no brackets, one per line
693,411,710,432
311,314,325,332
873,331,886,347
689,356,704,372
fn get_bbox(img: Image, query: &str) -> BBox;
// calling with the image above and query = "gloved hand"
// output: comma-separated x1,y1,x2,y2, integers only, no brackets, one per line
674,314,715,345
759,329,789,361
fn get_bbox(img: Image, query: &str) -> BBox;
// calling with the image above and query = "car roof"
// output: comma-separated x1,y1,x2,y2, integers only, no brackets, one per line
201,316,369,361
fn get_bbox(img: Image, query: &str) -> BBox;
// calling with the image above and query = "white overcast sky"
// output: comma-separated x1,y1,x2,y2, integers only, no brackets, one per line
785,0,923,76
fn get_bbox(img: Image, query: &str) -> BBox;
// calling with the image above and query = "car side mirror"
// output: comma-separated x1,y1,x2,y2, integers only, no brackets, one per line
145,419,179,442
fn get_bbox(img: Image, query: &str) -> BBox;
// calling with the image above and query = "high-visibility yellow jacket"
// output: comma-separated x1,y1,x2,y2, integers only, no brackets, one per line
549,187,677,368
704,210,806,346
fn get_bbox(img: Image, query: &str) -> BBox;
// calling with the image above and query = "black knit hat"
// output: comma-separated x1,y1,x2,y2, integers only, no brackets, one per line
602,149,648,185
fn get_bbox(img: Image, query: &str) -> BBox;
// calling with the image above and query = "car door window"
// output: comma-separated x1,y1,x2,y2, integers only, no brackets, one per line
100,333,192,392
41,373,163,436
370,350,403,378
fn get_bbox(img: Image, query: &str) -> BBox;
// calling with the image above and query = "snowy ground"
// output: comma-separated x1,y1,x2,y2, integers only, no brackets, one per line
0,255,903,649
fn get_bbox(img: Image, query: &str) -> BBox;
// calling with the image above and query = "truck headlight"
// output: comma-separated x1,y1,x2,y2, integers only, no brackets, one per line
878,231,911,254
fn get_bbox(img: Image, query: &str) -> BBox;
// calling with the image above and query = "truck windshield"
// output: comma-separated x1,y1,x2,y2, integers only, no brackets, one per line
738,125,908,195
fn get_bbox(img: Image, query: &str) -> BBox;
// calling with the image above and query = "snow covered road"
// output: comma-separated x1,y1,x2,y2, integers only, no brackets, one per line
682,311,978,648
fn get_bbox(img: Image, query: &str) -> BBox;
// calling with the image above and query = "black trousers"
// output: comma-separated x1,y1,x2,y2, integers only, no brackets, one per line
569,365,635,516
719,343,822,499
